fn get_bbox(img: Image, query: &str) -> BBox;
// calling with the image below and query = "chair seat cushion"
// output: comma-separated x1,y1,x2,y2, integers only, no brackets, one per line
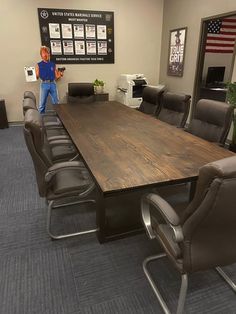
51,145,76,162
46,128,68,138
47,168,92,199
43,115,61,124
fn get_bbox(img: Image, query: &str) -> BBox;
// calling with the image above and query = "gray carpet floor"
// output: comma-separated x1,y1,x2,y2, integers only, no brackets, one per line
0,126,236,314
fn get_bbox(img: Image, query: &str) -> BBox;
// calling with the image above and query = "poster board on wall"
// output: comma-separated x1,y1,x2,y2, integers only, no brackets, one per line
167,27,187,77
38,8,114,64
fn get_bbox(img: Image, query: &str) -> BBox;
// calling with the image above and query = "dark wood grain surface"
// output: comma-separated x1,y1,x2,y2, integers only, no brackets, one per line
56,101,233,194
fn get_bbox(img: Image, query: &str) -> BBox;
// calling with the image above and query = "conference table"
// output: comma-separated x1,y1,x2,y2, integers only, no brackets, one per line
55,101,234,242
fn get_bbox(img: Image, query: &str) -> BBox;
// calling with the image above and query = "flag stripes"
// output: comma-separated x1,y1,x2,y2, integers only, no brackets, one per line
205,17,236,53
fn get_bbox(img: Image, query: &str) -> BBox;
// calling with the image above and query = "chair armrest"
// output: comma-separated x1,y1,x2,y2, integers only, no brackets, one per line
43,121,61,127
45,161,95,197
49,139,73,147
141,193,183,242
47,135,69,142
45,161,85,182
146,193,180,225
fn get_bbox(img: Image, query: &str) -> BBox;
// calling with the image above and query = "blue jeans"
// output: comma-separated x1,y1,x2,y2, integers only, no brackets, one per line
38,82,59,113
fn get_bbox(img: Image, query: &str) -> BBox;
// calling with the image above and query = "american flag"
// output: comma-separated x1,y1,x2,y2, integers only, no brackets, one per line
205,17,236,53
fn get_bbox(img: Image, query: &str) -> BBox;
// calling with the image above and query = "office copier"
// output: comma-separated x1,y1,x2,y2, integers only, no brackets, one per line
116,74,148,108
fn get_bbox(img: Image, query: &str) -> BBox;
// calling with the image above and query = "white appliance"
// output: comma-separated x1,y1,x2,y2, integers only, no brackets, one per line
116,74,148,108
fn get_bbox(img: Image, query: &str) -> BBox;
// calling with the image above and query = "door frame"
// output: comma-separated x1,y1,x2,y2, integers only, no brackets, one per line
192,11,236,118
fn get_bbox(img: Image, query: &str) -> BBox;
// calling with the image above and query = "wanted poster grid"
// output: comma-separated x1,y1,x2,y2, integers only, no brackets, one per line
38,8,114,64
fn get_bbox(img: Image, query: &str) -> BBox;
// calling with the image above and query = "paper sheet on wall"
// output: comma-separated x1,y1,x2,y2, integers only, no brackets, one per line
97,25,107,39
50,40,62,55
62,24,72,38
85,24,96,39
98,41,107,55
75,41,85,55
63,40,74,55
74,24,84,38
86,41,96,55
24,67,37,82
49,23,61,38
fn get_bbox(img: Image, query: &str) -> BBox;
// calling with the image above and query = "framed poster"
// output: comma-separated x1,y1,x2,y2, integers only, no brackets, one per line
167,27,187,77
38,8,114,64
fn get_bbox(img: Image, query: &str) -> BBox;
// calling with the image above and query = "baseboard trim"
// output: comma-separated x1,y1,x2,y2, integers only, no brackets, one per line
8,121,24,126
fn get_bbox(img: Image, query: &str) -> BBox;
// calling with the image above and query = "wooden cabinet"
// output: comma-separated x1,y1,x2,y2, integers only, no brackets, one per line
94,93,109,101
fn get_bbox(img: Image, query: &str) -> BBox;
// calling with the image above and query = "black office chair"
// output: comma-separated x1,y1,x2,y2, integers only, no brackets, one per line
186,99,233,145
138,86,164,115
22,97,70,141
23,109,97,239
24,91,36,103
68,83,95,103
23,91,61,125
23,108,78,163
141,156,236,313
23,91,60,119
157,92,191,127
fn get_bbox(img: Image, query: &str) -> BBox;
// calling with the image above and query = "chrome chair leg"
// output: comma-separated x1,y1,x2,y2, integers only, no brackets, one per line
216,267,236,292
47,199,98,240
177,274,188,314
143,253,188,314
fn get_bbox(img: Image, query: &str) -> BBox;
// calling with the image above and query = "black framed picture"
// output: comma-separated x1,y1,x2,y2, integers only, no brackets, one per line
38,8,114,64
167,27,187,77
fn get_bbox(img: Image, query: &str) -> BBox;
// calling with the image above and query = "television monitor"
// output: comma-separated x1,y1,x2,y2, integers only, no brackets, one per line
206,66,225,87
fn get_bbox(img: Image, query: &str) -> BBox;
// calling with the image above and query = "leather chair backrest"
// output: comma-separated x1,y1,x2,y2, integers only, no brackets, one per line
157,92,191,127
182,156,236,272
187,99,233,144
138,86,164,115
24,109,52,196
68,83,95,103
24,91,36,103
22,98,37,115
24,110,54,196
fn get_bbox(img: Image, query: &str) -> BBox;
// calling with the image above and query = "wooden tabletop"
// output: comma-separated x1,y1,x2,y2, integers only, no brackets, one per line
55,101,234,194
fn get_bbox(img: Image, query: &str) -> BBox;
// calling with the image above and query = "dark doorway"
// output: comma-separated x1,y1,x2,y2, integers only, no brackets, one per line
192,11,236,117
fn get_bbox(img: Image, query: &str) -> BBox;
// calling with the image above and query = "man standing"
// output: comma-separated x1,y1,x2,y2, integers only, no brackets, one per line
36,46,64,113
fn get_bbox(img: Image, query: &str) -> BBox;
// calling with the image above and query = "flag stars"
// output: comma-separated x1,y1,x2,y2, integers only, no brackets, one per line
208,19,221,34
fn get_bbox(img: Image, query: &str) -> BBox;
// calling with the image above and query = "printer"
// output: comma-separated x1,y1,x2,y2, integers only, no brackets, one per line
116,74,148,108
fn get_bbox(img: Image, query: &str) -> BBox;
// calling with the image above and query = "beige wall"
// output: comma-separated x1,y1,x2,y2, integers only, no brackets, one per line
159,0,236,95
1,0,163,122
